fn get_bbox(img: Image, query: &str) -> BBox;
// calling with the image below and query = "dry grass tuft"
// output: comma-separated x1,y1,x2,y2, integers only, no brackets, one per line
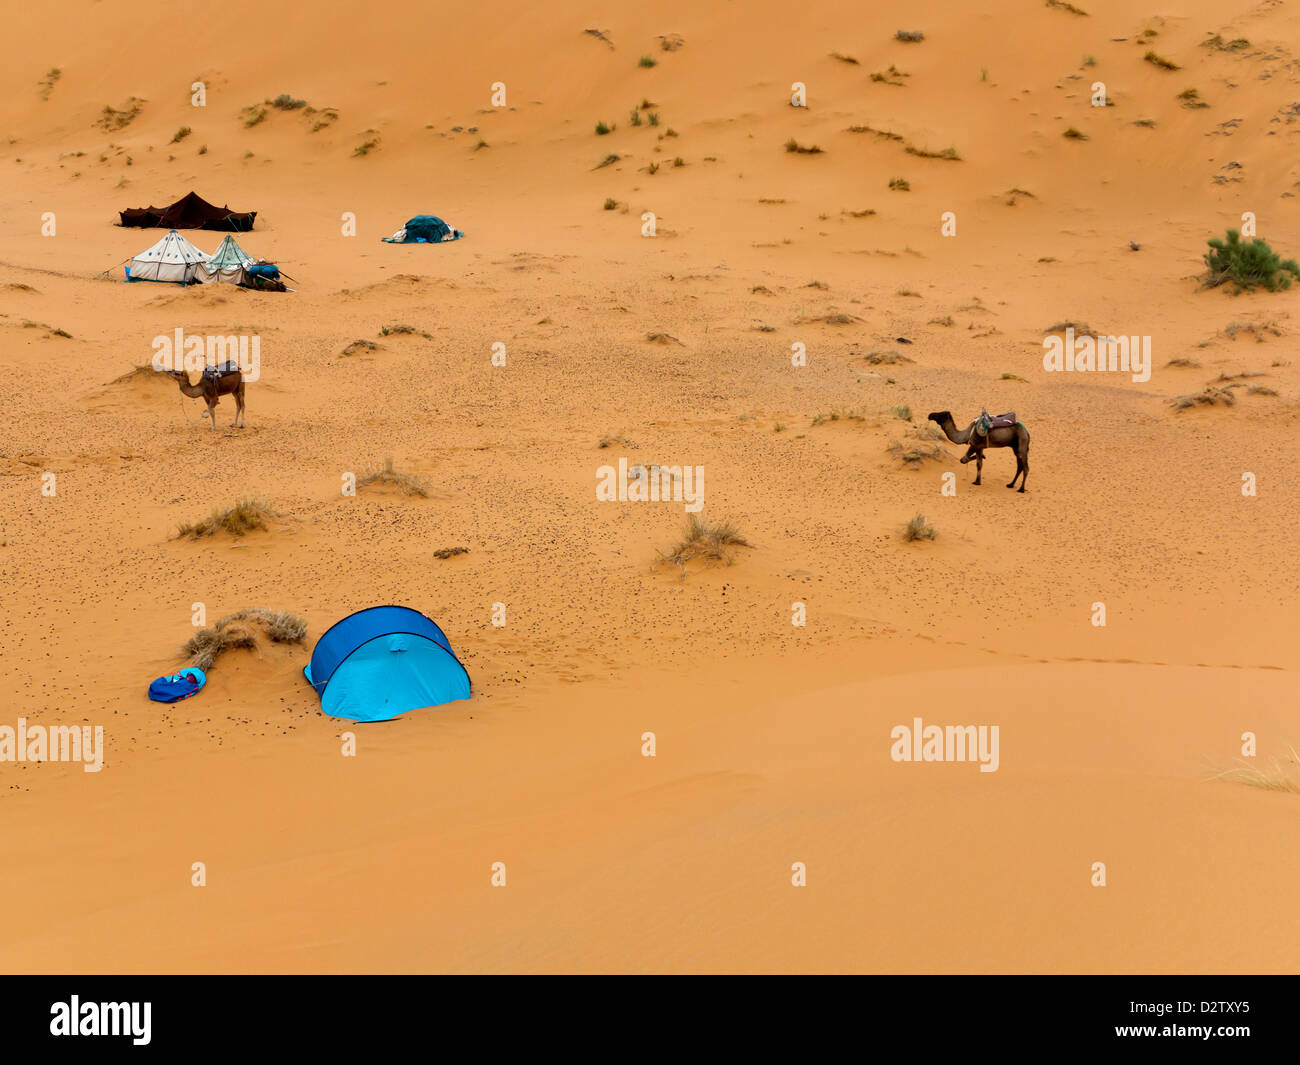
811,407,866,426
176,498,278,539
1044,319,1096,335
905,145,961,160
98,97,144,131
1169,387,1235,410
869,65,910,85
784,138,823,154
889,441,943,468
341,339,379,357
1203,34,1250,53
357,457,429,497
1224,320,1282,342
38,68,60,101
658,514,751,573
904,513,938,541
1209,746,1300,794
183,608,307,672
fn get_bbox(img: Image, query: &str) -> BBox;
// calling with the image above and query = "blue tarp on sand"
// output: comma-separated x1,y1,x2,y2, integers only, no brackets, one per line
381,215,464,243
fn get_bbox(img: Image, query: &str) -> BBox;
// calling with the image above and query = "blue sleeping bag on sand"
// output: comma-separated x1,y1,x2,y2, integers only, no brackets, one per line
148,667,206,703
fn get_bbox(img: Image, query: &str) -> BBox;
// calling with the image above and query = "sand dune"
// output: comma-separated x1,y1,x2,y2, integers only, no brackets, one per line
0,0,1298,973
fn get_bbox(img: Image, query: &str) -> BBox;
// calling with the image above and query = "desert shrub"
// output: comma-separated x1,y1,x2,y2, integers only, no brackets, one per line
357,457,429,497
1144,50,1179,70
183,608,307,671
658,515,750,571
1203,230,1300,291
177,499,277,539
904,513,937,541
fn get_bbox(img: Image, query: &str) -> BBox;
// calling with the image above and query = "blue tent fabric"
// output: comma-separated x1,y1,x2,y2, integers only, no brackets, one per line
381,215,464,243
303,605,471,721
149,667,206,703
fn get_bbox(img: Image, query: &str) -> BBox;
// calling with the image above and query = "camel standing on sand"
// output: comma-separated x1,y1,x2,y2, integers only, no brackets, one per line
165,366,245,430
928,410,1030,492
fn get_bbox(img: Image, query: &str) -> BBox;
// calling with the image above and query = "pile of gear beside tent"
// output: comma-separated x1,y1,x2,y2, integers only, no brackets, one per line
117,192,290,290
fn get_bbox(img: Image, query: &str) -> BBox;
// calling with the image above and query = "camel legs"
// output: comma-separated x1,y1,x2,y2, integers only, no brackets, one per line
1013,443,1030,492
972,451,983,485
1006,449,1028,491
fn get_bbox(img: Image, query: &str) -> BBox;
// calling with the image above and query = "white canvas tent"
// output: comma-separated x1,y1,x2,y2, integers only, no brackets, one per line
125,229,207,284
197,234,255,285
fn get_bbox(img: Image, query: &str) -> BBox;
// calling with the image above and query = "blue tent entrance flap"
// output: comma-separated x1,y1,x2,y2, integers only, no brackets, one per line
303,606,471,721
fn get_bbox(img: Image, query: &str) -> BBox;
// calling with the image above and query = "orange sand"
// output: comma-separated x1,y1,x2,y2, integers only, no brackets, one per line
0,0,1297,973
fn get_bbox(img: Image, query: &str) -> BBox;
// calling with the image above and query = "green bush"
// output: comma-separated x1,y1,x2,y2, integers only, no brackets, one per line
1203,229,1300,292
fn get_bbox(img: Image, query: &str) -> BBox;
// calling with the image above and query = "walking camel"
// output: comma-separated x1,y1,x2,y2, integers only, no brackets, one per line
165,364,246,430
928,410,1030,492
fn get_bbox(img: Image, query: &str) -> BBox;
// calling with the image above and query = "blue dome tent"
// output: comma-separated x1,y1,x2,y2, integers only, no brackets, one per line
303,606,471,721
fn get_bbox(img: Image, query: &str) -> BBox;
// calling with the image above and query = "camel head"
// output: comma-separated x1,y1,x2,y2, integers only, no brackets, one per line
927,411,951,426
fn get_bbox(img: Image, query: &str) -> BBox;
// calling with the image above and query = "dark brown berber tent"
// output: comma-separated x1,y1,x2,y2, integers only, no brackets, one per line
119,191,256,231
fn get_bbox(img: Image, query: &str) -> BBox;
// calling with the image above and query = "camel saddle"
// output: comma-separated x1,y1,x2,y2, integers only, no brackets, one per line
974,409,1017,437
202,361,242,380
